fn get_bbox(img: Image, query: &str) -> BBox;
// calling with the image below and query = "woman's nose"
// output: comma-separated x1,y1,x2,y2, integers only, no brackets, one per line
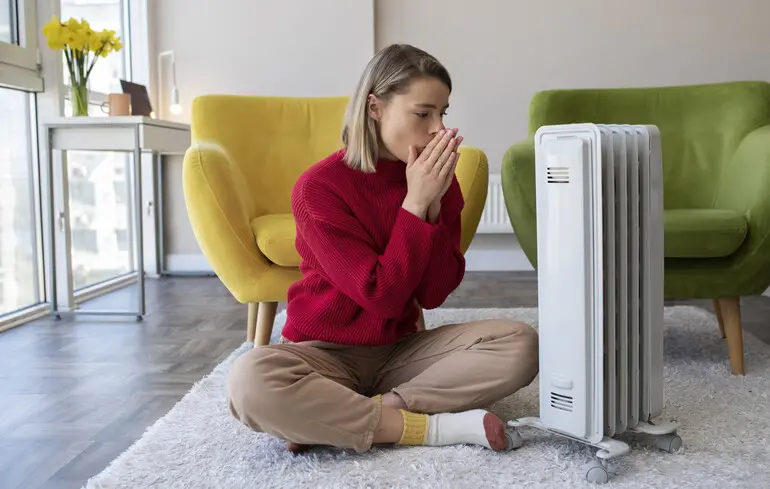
432,122,446,135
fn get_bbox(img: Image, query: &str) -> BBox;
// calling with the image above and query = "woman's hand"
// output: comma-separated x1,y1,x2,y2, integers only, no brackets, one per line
427,130,462,223
402,129,460,219
437,133,461,199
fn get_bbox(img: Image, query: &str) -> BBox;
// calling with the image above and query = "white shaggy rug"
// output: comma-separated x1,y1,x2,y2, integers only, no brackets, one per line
83,306,770,488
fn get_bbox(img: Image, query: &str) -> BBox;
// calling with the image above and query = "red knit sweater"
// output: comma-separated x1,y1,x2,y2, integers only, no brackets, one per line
281,149,466,346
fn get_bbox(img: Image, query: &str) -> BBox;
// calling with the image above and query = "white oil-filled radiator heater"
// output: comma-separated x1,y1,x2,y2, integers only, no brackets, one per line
507,124,682,484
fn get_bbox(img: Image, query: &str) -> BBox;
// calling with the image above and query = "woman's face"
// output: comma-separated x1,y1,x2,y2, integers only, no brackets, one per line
369,76,450,163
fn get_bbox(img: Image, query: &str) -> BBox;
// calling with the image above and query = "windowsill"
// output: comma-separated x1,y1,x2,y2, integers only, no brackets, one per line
0,272,139,332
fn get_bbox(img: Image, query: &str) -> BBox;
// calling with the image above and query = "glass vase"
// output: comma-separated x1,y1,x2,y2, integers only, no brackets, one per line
70,81,89,117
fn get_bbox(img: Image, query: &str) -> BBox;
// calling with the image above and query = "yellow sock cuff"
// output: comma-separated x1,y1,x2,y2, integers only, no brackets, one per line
371,394,382,404
398,410,428,445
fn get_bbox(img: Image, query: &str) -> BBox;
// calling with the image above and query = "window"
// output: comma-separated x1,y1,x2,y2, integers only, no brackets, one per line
0,0,42,92
67,149,133,290
0,0,145,326
0,86,43,317
59,0,135,292
0,0,44,322
1,0,14,44
60,0,130,96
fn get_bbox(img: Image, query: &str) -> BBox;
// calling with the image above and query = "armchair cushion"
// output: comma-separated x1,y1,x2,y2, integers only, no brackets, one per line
251,214,301,267
664,209,748,258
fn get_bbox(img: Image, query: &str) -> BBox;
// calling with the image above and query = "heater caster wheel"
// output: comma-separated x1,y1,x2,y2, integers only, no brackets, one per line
655,433,682,453
583,460,609,484
505,430,523,450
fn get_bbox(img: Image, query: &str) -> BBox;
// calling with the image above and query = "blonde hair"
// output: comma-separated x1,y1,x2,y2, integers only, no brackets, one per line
341,44,452,173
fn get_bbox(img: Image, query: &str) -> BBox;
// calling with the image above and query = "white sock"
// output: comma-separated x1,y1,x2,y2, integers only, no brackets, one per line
424,409,507,450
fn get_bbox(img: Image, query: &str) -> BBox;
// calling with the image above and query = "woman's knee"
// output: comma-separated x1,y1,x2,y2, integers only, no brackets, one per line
510,319,539,351
514,320,539,373
226,346,296,427
488,319,540,378
479,318,538,347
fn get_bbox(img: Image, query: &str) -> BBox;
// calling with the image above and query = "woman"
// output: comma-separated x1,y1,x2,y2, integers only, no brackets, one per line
227,43,539,454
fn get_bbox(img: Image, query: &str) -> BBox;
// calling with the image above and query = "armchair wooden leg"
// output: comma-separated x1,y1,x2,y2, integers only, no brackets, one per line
712,299,726,338
416,308,426,332
254,302,278,347
246,302,258,343
717,298,745,375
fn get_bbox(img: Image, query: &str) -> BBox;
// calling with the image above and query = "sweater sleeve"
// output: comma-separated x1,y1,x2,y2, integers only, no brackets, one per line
414,178,466,309
294,179,436,318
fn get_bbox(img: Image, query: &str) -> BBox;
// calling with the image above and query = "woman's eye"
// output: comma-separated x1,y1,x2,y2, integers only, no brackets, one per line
415,111,447,118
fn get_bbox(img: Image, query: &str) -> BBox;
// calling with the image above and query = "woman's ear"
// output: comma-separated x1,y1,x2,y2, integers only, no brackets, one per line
367,94,382,121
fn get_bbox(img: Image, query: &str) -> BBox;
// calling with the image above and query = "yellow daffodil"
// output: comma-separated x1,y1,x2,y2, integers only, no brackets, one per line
41,16,124,115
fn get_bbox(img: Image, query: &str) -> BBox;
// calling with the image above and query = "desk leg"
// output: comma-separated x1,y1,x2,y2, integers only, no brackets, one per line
49,129,76,316
134,127,145,320
156,152,166,275
47,127,58,318
140,151,161,278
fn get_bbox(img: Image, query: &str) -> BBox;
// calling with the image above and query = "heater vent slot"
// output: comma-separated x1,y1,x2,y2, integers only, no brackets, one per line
547,166,570,184
550,392,574,412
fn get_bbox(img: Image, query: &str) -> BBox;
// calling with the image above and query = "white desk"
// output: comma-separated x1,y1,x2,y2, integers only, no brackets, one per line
45,116,191,320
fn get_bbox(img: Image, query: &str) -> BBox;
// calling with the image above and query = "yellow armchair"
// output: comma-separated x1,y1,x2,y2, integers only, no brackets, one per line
182,95,489,346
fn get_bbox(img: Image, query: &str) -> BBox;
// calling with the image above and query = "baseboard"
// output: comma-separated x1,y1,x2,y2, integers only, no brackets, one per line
161,253,770,291
464,248,533,271
165,254,214,274
463,234,534,272
166,247,535,275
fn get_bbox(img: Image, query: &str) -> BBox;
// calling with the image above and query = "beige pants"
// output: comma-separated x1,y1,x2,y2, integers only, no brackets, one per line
226,318,539,452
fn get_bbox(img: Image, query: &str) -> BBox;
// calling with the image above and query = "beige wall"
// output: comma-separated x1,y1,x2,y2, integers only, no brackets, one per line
151,0,770,270
377,0,770,173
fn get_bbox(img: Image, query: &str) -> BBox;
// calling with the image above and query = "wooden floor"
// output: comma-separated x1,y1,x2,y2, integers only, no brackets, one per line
1,272,769,489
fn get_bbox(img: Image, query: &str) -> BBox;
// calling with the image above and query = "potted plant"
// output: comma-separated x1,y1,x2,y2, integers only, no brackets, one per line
42,16,123,116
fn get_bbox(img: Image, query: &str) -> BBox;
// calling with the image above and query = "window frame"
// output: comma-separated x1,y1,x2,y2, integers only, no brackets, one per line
0,0,150,330
0,0,45,328
0,77,47,325
0,0,42,92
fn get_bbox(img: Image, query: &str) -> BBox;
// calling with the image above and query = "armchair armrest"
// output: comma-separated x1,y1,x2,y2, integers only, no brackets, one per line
715,125,770,291
455,145,489,254
182,141,270,302
501,138,538,266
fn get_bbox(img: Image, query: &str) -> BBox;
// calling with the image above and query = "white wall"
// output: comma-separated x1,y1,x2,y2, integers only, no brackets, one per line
147,0,374,270
150,0,374,106
150,0,770,273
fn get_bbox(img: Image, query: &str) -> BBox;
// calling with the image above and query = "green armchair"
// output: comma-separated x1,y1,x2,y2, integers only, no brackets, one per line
502,80,770,375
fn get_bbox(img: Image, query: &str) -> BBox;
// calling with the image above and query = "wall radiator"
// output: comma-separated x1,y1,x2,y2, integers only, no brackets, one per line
508,123,682,484
476,173,513,234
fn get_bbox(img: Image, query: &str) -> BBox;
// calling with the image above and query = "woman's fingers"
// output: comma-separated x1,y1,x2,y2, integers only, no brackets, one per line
439,151,459,181
424,129,456,168
407,145,419,166
420,130,448,165
433,133,459,174
454,135,463,151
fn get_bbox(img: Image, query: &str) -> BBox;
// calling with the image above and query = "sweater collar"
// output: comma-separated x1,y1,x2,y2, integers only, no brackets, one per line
375,157,407,182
